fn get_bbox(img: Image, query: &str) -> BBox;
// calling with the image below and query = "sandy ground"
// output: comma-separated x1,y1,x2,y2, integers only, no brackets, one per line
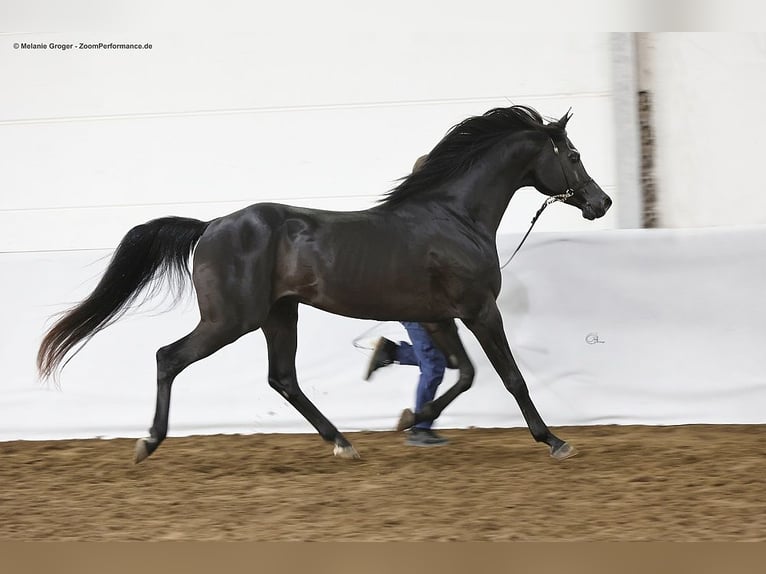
1,424,765,541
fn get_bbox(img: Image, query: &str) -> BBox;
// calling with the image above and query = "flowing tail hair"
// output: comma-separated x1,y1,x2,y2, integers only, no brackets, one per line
37,216,210,380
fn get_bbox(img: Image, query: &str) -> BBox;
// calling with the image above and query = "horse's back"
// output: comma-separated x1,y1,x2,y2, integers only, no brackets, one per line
190,202,387,312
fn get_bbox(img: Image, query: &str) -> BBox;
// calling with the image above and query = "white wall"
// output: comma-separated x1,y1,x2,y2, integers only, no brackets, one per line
643,33,766,227
0,1,621,254
7,6,766,444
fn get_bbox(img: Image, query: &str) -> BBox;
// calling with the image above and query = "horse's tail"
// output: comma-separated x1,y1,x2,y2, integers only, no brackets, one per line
37,216,210,380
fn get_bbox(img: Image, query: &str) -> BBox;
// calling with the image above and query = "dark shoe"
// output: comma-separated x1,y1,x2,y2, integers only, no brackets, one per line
364,337,397,380
405,428,448,447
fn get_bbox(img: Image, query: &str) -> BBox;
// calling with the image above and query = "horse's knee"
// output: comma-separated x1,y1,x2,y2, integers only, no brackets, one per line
456,378,473,393
502,375,528,398
268,376,297,400
455,364,475,393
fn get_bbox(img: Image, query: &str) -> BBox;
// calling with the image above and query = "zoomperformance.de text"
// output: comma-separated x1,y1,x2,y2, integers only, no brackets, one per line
13,42,153,51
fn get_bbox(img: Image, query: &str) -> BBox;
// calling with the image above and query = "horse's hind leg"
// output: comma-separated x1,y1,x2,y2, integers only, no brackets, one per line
396,319,475,431
262,298,360,459
134,320,242,463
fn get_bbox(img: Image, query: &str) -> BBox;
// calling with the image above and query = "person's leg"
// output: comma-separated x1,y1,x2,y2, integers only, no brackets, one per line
401,322,446,431
392,340,417,365
364,328,419,380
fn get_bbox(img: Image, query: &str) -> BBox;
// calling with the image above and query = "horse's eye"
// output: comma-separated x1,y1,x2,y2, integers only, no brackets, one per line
568,151,580,162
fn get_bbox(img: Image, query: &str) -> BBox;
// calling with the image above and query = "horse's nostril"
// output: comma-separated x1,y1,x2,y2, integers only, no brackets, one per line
604,196,613,210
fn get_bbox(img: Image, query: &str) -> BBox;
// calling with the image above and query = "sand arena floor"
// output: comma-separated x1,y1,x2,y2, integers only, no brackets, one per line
2,424,765,541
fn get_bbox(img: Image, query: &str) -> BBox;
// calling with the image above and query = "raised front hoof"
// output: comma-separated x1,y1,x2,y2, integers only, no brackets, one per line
550,442,578,461
396,408,416,432
333,444,361,460
134,438,155,464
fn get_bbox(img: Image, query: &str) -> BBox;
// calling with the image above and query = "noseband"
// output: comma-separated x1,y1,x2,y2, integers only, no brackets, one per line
501,138,589,268
550,139,594,197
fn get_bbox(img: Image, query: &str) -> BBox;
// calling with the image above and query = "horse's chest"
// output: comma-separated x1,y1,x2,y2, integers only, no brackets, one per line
427,256,498,298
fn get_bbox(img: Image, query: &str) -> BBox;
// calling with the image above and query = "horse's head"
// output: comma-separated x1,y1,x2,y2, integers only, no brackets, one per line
529,111,612,220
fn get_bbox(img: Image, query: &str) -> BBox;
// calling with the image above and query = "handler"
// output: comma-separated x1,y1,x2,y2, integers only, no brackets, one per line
364,154,452,447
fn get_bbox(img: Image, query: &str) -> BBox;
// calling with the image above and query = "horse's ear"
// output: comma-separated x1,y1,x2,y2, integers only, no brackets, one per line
558,108,573,128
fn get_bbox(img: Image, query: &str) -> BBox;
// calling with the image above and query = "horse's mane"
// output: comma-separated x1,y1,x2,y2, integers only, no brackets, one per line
381,105,566,206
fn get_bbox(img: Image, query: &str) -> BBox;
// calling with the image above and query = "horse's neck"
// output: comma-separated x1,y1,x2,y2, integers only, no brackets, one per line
448,135,541,234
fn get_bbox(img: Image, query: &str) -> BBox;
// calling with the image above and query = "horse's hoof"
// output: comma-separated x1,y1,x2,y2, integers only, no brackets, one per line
134,438,151,464
550,442,578,461
333,444,361,459
396,408,416,431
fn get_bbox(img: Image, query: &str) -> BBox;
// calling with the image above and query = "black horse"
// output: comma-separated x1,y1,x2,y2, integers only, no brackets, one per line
37,105,611,462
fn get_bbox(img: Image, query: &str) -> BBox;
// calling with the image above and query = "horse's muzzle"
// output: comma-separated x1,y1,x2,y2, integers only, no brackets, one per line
581,194,612,220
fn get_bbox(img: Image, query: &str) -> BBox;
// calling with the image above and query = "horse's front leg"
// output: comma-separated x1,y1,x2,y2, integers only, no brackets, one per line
396,319,475,430
465,300,577,461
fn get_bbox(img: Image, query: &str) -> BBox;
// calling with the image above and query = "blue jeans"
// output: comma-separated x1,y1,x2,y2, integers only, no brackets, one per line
394,322,446,430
